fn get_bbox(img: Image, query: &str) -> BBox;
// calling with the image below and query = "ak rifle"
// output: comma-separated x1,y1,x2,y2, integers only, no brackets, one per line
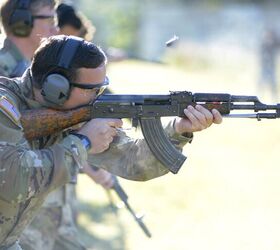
21,91,280,174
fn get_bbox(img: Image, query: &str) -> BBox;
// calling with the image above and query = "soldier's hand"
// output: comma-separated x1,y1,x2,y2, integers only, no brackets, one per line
78,118,123,154
83,164,114,189
174,104,222,134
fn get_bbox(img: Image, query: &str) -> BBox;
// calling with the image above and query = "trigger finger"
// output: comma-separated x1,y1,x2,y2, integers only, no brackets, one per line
108,119,123,128
108,127,117,137
184,107,199,127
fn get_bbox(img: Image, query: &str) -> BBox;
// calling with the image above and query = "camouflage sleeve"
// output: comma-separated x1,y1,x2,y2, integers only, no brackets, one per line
0,89,88,204
0,49,18,78
0,67,9,77
88,119,193,181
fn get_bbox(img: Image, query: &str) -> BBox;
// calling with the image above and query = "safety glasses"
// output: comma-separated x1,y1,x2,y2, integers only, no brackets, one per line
32,15,55,20
70,76,109,97
32,15,56,26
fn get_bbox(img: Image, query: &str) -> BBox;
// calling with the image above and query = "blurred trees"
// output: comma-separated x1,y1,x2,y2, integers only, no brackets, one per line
78,0,279,56
79,0,140,53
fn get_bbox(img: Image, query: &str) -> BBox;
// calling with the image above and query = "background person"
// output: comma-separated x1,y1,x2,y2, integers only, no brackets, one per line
258,27,280,102
0,0,58,77
56,2,126,62
56,2,95,41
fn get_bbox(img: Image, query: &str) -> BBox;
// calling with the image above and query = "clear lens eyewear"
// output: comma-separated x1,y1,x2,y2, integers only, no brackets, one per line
70,76,109,97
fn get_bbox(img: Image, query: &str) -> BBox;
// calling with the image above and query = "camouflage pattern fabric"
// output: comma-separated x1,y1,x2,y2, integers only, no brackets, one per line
0,68,192,249
87,119,192,181
0,71,87,248
0,241,23,250
20,185,86,250
0,38,88,250
20,205,86,250
0,38,30,78
19,107,192,249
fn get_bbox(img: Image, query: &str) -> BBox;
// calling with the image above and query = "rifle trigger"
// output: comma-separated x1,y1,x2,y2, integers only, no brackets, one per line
132,118,138,128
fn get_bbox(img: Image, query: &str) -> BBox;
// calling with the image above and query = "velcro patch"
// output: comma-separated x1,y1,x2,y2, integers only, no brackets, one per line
0,96,21,127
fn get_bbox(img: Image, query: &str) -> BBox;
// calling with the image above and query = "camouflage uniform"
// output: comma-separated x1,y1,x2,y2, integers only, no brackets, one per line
0,38,85,250
0,40,193,250
18,85,192,249
0,38,30,78
0,71,87,249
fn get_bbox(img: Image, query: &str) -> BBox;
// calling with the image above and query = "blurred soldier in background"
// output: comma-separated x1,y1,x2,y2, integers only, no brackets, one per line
0,0,58,77
56,2,95,41
258,27,280,102
56,3,126,62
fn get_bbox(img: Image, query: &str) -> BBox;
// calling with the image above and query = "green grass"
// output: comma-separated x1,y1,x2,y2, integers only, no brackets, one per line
76,57,280,250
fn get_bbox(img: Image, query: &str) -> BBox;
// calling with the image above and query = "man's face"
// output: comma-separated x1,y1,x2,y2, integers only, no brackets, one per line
61,64,107,110
29,5,58,47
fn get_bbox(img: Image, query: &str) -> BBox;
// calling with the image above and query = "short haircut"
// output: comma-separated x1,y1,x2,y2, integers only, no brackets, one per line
56,3,96,41
30,35,107,88
57,3,81,30
0,0,57,35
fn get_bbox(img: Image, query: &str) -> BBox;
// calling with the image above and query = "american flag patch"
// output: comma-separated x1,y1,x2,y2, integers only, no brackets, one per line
0,96,21,127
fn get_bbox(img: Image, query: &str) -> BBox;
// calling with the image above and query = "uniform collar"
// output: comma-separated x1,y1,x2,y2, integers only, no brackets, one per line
3,38,28,63
20,68,44,109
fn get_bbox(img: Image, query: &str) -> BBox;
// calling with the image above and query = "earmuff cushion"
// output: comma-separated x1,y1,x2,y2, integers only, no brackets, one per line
9,0,33,37
40,36,83,106
41,74,71,105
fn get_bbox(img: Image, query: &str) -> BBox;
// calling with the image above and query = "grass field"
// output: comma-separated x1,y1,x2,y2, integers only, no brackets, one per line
76,56,280,250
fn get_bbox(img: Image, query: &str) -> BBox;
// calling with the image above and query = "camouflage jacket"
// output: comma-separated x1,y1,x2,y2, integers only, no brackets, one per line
0,38,30,78
0,70,87,248
0,68,193,247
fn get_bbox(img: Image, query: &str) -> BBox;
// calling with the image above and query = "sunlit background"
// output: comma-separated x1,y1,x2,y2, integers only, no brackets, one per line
64,0,280,250
5,0,280,249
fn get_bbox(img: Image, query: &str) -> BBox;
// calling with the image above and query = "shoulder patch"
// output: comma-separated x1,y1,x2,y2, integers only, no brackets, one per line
0,96,21,127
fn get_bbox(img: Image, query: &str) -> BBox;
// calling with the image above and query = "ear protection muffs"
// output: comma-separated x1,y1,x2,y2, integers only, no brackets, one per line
40,36,83,106
9,0,33,37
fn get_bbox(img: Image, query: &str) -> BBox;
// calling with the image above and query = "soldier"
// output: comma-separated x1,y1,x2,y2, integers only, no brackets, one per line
20,4,115,250
18,3,115,250
258,28,280,102
0,35,222,249
0,1,114,249
56,3,96,41
56,3,126,62
0,0,58,77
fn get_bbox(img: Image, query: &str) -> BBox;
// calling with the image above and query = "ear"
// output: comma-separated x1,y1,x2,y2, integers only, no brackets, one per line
41,74,70,106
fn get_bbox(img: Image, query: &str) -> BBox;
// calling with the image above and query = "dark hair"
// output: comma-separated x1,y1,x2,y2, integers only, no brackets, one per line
30,35,107,88
56,3,95,41
0,0,57,35
56,3,81,30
